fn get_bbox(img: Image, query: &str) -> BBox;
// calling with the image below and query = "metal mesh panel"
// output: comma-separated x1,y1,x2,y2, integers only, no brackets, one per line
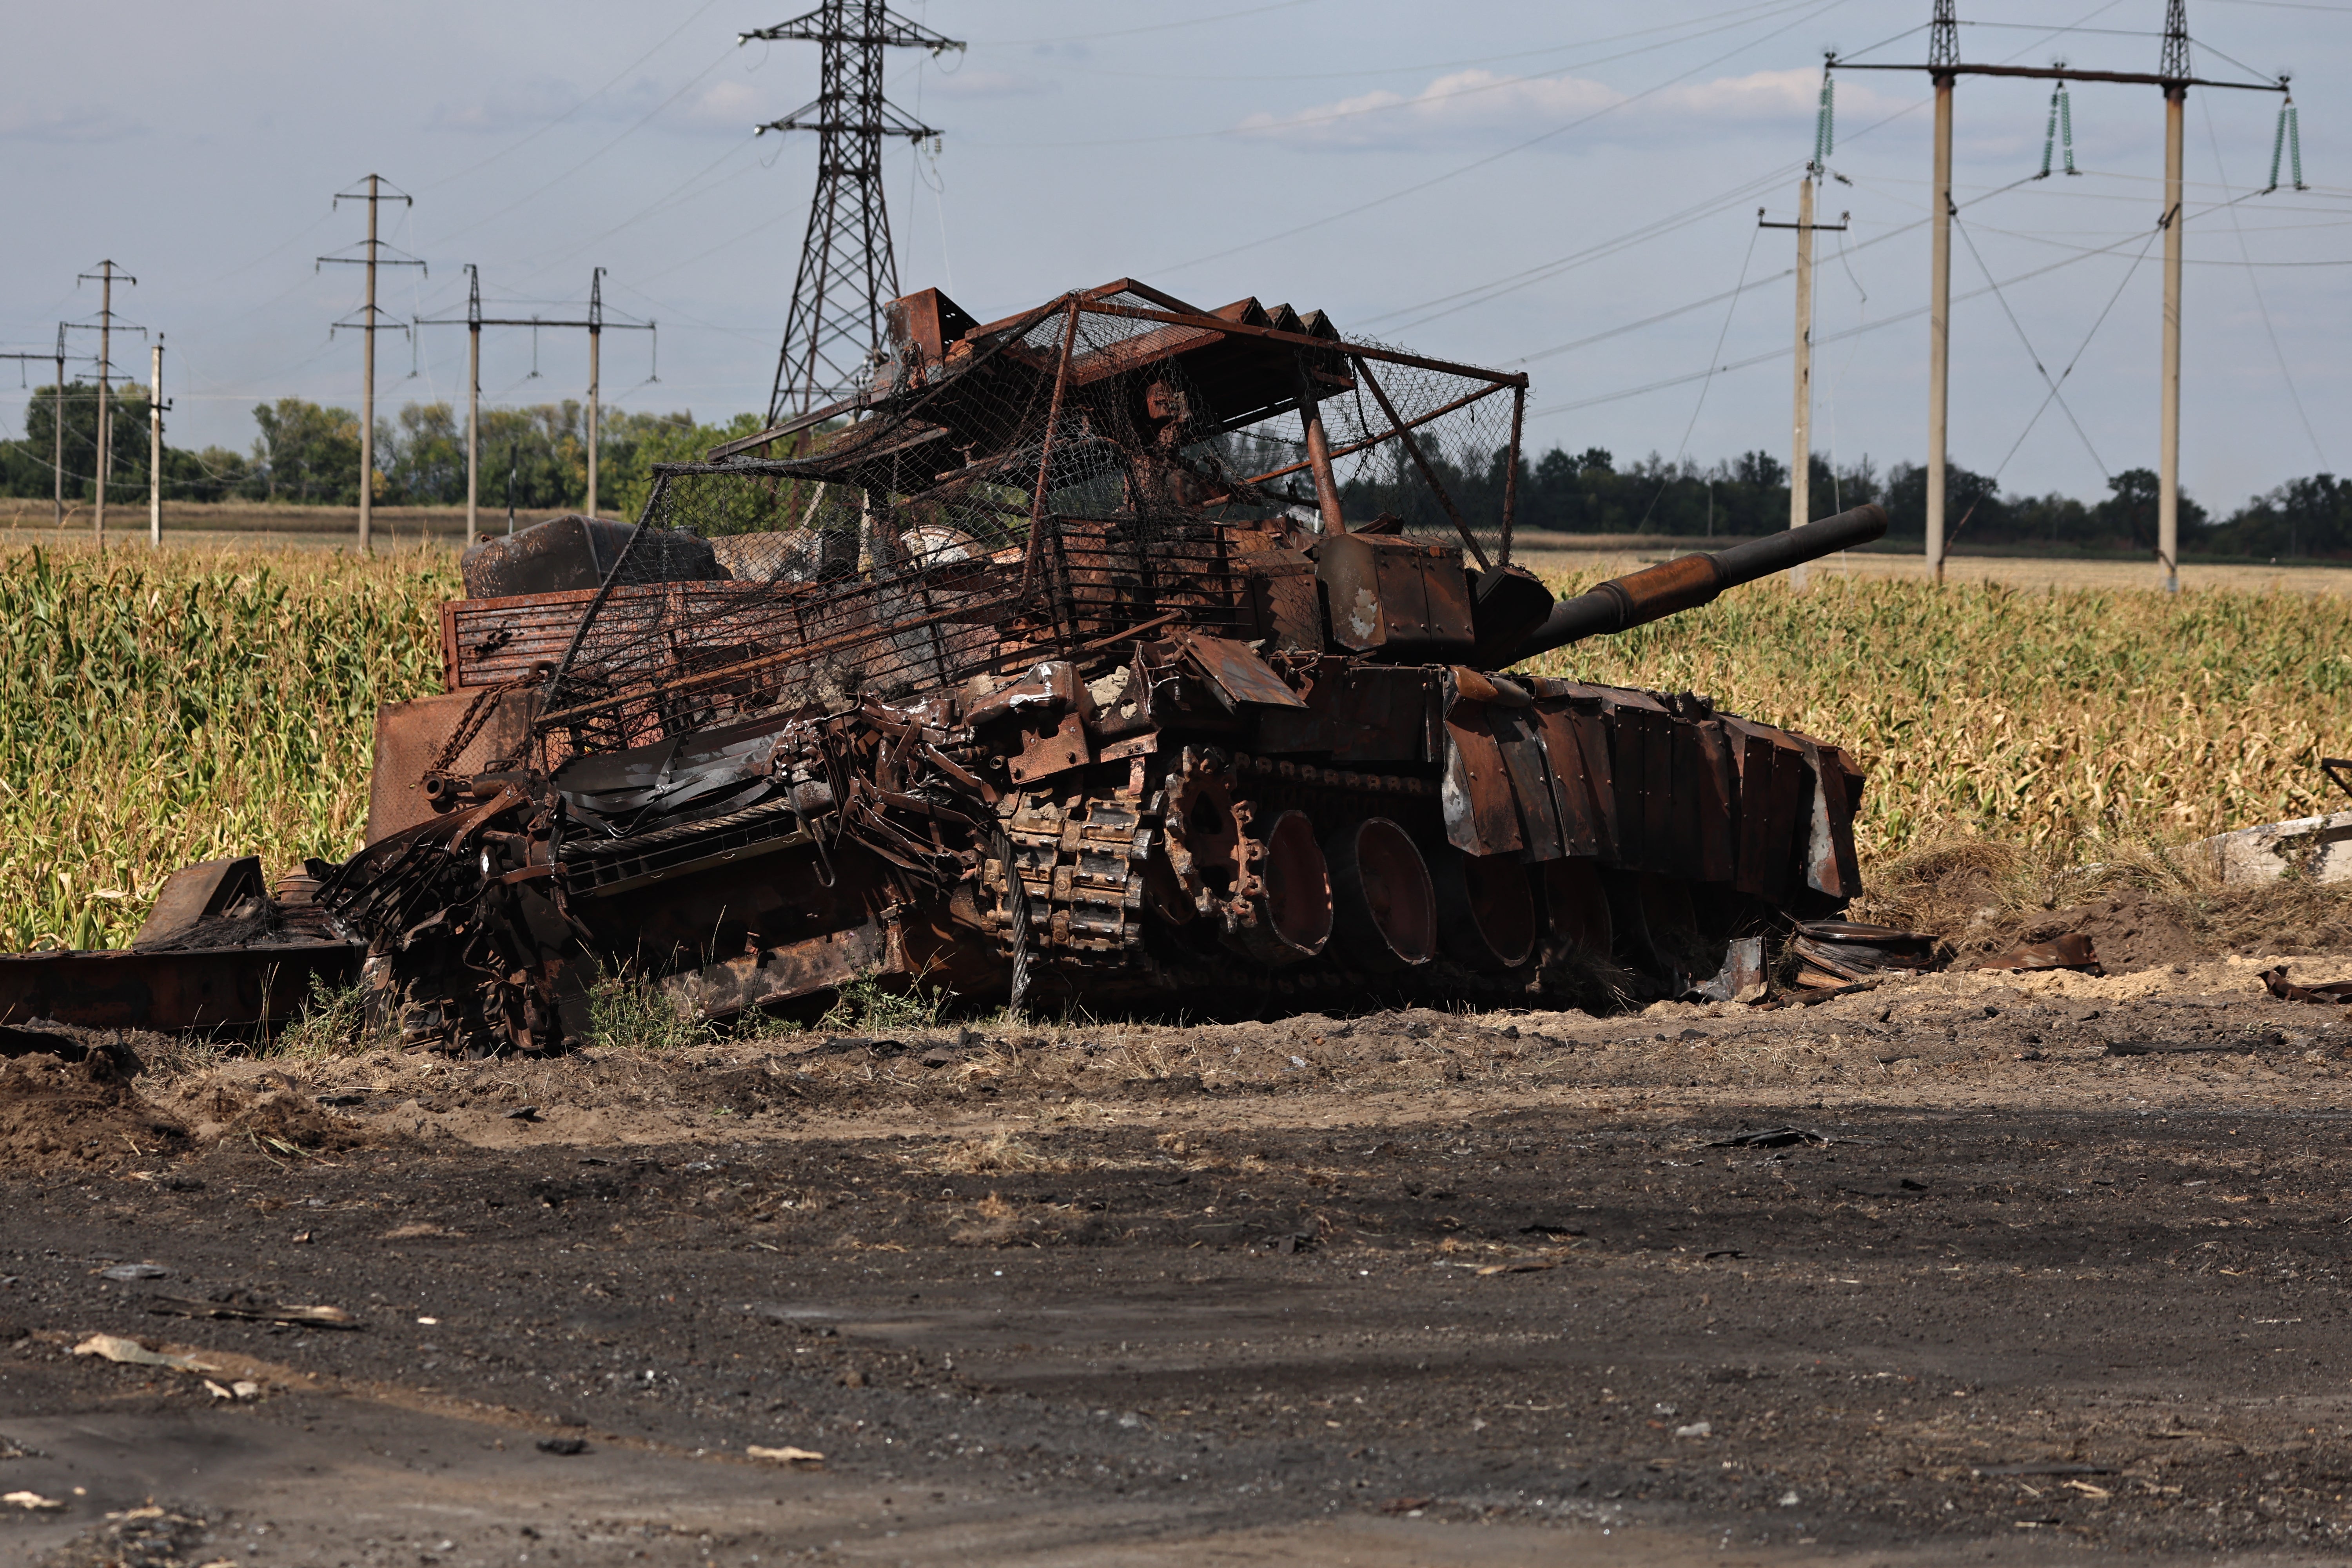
535,288,1523,758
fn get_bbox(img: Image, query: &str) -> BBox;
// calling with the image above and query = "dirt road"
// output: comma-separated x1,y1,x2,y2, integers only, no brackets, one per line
7,954,2352,1565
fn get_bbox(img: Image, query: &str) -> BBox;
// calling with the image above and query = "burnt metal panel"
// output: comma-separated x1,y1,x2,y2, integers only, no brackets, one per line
1331,666,1437,764
0,942,361,1034
1239,548,1323,653
1644,713,1677,878
1491,710,1564,862
1175,632,1308,710
1250,655,1339,753
1441,708,1523,857
1312,533,1474,659
1800,741,1864,899
368,689,540,844
132,857,266,950
1720,719,1808,904
1690,722,1738,884
1530,705,1602,859
1568,708,1620,866
657,920,895,1017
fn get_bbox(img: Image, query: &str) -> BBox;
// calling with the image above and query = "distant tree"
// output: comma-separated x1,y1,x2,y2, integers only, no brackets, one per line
0,380,155,500
2092,467,2208,551
2209,472,2350,559
250,398,362,505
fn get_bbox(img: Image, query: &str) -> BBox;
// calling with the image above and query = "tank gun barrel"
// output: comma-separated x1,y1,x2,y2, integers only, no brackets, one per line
1505,503,1887,665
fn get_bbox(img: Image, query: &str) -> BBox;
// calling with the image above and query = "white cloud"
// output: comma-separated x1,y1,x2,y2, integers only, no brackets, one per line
0,105,142,143
682,78,770,131
1239,66,1909,152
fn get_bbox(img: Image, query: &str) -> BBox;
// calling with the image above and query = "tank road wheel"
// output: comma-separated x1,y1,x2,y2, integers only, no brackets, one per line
1326,817,1437,969
1432,849,1537,973
1221,808,1333,967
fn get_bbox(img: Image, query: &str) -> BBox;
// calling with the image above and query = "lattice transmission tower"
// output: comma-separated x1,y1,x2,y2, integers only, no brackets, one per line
742,2,964,424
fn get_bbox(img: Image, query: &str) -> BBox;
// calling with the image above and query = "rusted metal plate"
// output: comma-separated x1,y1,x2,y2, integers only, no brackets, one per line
1800,741,1864,899
441,586,595,691
1175,632,1307,710
1313,534,1473,659
1530,705,1601,859
1490,710,1564,862
1643,712,1677,879
0,942,361,1034
368,688,540,844
1567,707,1620,865
1333,666,1438,764
1007,710,1093,786
657,920,895,1017
1759,726,1808,903
1441,710,1523,857
1250,656,1336,753
1239,550,1323,653
1690,722,1738,884
132,857,265,950
1603,702,1650,872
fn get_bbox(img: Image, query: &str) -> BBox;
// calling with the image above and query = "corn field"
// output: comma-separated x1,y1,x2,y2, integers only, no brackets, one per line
1533,572,2352,863
4,543,2350,951
0,545,452,950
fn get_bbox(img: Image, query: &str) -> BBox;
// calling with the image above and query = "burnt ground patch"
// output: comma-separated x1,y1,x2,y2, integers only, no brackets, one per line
6,1085,2352,1563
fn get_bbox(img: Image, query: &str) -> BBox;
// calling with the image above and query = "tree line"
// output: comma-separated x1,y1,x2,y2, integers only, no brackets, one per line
4,389,2347,559
1343,440,2352,561
0,388,761,523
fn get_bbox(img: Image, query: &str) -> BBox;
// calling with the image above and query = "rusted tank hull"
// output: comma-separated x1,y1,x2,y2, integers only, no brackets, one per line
0,942,361,1035
298,278,1883,1051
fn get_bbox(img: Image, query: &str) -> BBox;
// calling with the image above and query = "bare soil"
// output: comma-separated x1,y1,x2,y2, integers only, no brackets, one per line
10,944,2352,1565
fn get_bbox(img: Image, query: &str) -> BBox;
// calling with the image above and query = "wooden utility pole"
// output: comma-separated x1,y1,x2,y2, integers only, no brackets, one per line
587,267,605,520
416,268,650,535
1763,181,1847,590
467,267,481,545
1927,36,1955,583
149,337,166,547
320,176,421,554
0,335,83,530
1835,1,2283,590
76,262,136,548
2156,0,2190,592
2159,86,2185,591
52,333,65,530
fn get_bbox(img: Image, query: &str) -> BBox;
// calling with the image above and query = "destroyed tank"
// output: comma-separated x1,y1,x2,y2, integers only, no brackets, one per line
321,279,1887,1054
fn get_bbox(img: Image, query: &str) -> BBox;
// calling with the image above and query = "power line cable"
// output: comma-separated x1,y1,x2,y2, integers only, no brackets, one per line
435,47,741,245
1983,224,2157,490
1048,0,1811,82
2201,90,2330,470
977,0,1323,45
1638,223,1764,529
1524,218,2172,420
973,0,1828,151
421,0,728,192
1949,211,2110,474
1151,0,1857,276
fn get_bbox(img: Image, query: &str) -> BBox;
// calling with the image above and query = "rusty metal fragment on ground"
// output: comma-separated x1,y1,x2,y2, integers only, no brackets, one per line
2260,965,2352,1004
1978,933,2102,975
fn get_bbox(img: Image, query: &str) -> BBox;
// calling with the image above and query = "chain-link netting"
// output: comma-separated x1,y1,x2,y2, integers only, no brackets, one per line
534,287,1523,758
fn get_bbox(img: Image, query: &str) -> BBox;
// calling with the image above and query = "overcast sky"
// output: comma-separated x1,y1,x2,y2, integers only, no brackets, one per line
3,0,2343,510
